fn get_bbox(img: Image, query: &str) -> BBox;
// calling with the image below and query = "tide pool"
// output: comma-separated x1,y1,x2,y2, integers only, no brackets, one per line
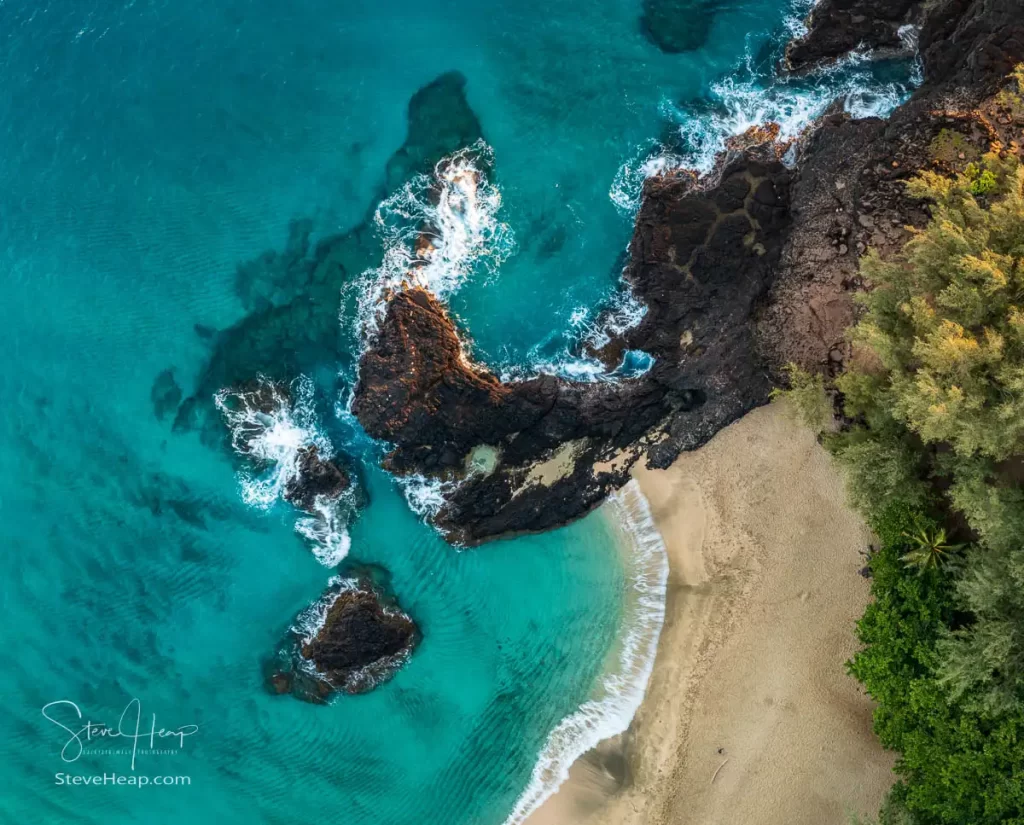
0,0,917,823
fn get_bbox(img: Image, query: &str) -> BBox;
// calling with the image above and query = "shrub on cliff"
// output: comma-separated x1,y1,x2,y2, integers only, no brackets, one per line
832,151,1024,710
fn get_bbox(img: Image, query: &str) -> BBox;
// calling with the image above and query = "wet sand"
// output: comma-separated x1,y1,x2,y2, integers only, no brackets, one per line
526,402,894,825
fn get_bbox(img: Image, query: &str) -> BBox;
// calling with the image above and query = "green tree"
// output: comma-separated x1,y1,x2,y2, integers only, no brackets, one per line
832,152,1024,710
848,504,1024,824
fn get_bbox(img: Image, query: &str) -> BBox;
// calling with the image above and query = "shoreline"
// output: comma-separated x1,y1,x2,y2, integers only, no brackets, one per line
524,402,894,825
503,481,670,824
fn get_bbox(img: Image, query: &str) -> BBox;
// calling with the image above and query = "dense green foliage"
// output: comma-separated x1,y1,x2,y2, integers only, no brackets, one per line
849,504,1024,825
777,112,1024,822
837,151,1024,717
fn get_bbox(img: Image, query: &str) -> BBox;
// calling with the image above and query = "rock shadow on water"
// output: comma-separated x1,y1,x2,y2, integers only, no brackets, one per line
151,368,182,421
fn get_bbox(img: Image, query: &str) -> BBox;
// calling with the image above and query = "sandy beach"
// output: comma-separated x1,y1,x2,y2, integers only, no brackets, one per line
526,402,894,825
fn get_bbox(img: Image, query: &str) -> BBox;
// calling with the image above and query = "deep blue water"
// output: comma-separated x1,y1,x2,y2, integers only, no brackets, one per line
0,1,918,823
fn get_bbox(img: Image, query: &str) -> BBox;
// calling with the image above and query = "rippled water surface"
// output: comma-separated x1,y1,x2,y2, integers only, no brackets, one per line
0,0,917,822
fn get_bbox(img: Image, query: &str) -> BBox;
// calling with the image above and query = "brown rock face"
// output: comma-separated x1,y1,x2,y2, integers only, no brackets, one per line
762,0,1024,374
352,152,793,543
269,577,418,703
784,0,923,73
300,584,417,691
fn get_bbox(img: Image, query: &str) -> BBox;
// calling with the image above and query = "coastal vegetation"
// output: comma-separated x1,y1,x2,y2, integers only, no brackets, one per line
778,114,1024,823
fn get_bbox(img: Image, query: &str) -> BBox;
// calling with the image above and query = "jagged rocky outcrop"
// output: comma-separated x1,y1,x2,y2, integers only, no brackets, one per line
761,0,1024,373
284,446,350,513
353,151,792,543
217,378,352,514
784,0,923,72
268,576,418,703
353,0,1023,544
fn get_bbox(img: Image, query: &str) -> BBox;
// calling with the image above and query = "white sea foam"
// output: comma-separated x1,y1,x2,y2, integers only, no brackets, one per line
396,473,459,520
610,140,688,214
514,284,652,382
503,480,669,825
295,490,356,567
673,50,916,176
291,575,353,648
216,375,330,508
583,287,648,352
612,3,921,211
351,140,515,342
782,0,818,39
216,375,353,567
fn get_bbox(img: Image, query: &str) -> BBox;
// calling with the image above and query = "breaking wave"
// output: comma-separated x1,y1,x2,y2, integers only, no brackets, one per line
216,376,330,509
395,473,459,520
496,288,653,383
295,489,357,568
215,375,353,567
503,480,669,824
291,575,352,648
351,140,515,342
611,3,921,211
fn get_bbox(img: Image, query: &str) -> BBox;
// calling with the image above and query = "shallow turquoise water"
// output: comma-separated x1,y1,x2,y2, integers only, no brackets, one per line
0,1,917,823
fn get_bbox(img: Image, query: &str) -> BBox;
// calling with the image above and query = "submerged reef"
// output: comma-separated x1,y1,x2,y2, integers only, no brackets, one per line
267,575,419,703
640,0,720,54
167,71,484,440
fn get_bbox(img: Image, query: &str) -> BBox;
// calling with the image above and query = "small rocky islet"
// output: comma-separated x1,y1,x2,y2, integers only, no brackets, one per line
266,574,419,704
166,0,1023,698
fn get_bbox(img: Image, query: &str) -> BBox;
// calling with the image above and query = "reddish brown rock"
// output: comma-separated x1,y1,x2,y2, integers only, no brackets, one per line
269,577,418,703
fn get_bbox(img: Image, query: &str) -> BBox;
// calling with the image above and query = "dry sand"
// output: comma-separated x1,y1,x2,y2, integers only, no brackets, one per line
525,402,894,825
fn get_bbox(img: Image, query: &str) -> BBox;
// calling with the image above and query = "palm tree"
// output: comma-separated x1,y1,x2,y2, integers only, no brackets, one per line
901,525,964,573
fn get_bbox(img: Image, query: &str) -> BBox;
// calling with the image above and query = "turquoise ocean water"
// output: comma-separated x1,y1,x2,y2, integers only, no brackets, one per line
0,1,918,823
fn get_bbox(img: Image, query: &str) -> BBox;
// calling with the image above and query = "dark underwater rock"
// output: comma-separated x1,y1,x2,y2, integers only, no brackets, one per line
784,0,922,73
150,368,182,421
170,69,485,437
640,0,720,54
385,72,484,193
268,577,418,702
